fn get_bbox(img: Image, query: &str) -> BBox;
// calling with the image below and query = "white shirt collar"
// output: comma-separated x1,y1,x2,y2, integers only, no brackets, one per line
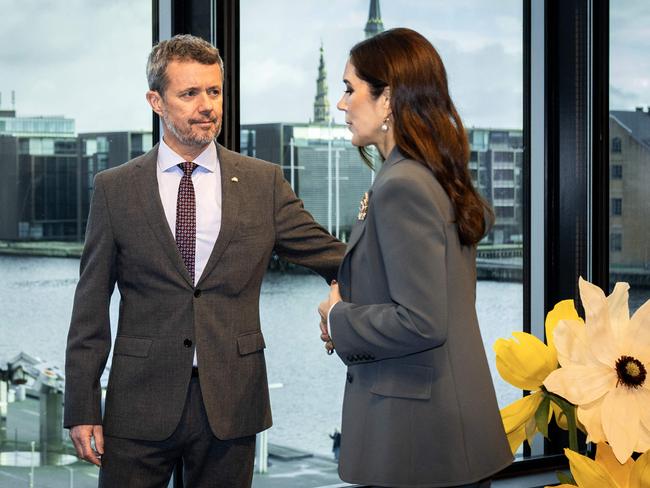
158,138,218,173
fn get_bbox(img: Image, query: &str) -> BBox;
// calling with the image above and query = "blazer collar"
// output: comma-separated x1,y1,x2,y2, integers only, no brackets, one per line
134,142,241,288
374,146,408,181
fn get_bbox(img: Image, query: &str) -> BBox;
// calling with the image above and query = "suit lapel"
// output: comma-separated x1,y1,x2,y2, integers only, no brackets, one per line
135,145,194,287
196,144,240,287
343,206,368,258
339,147,408,299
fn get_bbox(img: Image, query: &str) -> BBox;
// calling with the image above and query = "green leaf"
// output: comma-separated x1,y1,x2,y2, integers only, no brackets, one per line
556,470,577,485
535,394,551,439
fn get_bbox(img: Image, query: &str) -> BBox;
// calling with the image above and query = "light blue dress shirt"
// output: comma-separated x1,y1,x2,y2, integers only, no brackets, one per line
156,138,222,366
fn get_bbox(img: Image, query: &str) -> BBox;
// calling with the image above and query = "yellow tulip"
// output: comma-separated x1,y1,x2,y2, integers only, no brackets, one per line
544,443,650,488
500,391,544,453
494,299,580,453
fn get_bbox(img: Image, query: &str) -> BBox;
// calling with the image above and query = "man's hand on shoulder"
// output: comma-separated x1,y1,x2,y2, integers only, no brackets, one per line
69,424,104,466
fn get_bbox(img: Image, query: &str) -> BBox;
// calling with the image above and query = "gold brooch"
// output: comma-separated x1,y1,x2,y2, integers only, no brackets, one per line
358,192,369,220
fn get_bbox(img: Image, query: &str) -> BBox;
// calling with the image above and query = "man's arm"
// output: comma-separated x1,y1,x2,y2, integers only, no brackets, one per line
64,173,117,465
272,164,346,282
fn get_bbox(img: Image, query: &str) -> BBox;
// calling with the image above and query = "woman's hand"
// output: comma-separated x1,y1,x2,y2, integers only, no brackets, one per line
318,281,342,354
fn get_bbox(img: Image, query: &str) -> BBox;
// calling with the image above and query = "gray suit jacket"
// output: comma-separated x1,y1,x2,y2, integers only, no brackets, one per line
64,143,345,441
330,149,512,487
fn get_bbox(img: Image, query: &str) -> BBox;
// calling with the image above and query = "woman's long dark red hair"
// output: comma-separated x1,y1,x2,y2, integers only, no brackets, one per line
350,27,494,246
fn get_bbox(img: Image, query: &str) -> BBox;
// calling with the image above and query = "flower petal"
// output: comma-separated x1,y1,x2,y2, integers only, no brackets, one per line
629,301,650,365
553,319,596,368
602,387,640,464
579,277,620,367
543,364,616,405
634,422,650,454
545,299,581,359
495,332,556,390
629,449,650,488
594,442,634,488
500,392,543,454
564,447,618,488
577,396,607,443
637,387,650,434
607,281,631,341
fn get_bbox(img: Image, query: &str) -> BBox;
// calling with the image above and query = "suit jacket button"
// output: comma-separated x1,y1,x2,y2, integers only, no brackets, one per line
346,373,353,383
193,289,202,298
184,339,193,348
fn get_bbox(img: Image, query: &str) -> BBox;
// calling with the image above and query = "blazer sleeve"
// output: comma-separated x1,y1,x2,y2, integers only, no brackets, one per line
272,164,346,283
329,172,450,365
64,172,117,428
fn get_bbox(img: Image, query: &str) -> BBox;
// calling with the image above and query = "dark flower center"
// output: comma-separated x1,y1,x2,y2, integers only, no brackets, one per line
615,355,647,388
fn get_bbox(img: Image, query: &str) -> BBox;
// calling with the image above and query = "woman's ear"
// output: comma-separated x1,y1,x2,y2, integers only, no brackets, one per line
382,86,392,116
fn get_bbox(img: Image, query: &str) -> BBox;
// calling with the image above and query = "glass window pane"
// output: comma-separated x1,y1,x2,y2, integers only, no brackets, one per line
0,0,152,482
240,0,523,465
609,0,650,309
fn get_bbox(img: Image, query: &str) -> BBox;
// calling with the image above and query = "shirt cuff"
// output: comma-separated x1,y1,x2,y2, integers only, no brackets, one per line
327,302,338,336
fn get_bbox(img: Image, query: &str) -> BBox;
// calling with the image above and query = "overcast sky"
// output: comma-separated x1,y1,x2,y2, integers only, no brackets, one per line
0,0,647,134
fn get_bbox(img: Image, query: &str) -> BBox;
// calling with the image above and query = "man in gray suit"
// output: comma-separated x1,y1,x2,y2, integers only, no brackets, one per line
64,34,344,487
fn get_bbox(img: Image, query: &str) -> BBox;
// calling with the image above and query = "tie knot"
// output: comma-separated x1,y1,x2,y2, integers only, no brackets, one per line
179,161,198,177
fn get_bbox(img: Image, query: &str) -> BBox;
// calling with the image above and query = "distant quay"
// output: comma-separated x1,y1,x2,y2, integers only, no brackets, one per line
0,240,82,258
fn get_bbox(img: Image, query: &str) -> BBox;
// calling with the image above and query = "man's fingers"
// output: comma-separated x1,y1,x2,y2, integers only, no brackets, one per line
70,425,102,467
93,425,105,455
80,437,102,466
70,434,84,459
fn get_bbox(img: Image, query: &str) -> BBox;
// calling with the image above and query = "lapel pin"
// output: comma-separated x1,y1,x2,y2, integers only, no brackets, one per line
231,176,239,182
357,192,369,220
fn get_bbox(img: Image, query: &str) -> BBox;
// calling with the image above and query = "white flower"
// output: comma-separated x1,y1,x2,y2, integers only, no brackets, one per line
543,277,650,463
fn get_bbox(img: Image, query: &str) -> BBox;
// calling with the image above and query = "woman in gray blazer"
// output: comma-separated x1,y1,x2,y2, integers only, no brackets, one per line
319,28,513,488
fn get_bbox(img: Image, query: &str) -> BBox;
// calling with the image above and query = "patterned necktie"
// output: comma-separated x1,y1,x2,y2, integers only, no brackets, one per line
176,162,198,282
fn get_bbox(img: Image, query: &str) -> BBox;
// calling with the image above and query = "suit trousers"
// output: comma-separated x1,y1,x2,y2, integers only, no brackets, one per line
99,377,256,488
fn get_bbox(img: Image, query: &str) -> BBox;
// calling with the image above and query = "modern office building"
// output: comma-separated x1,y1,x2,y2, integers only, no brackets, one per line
241,122,373,241
0,108,151,241
0,110,78,240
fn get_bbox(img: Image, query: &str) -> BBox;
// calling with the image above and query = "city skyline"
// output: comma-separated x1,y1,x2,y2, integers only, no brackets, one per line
0,0,648,134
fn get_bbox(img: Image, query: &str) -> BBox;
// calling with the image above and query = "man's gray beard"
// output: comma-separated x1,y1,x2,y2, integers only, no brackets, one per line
162,113,220,147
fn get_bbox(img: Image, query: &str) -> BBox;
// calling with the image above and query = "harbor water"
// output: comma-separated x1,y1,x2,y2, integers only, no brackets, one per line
1,255,527,456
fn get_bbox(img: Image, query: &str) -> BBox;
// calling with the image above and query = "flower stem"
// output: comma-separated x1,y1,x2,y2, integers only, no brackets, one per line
547,392,579,452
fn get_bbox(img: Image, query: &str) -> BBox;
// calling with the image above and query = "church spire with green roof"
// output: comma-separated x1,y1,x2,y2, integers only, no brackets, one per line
313,42,330,124
364,0,384,39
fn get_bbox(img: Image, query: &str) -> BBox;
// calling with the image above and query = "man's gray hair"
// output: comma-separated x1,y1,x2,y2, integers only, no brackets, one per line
147,34,224,96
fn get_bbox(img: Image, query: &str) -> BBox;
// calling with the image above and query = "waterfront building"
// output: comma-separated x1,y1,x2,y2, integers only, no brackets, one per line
0,110,78,240
609,108,650,278
468,128,524,245
0,108,151,241
241,122,373,241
